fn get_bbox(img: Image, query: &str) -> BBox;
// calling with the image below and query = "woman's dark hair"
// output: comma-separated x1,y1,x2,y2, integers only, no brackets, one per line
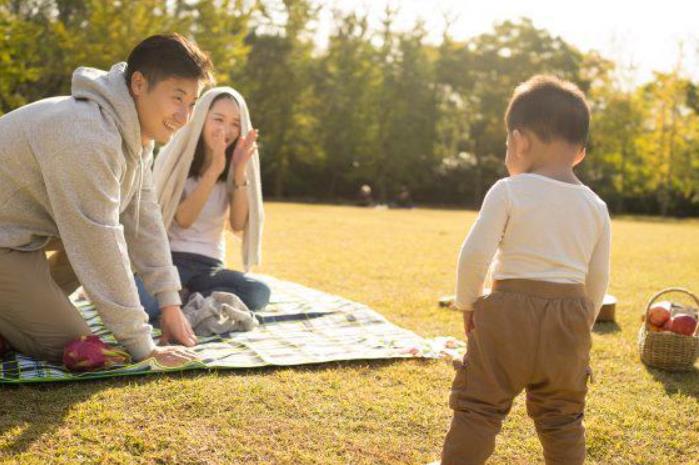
188,93,238,182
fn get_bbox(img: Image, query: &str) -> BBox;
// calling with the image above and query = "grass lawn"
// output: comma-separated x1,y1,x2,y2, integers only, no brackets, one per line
1,202,698,465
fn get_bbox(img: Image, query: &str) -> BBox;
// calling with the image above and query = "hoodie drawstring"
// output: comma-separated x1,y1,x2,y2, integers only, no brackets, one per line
134,155,144,236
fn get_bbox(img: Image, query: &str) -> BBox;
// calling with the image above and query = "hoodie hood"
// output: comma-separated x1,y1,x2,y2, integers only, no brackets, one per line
71,62,145,162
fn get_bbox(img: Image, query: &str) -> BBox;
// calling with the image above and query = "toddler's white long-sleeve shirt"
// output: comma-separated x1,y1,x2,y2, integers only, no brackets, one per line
456,173,611,316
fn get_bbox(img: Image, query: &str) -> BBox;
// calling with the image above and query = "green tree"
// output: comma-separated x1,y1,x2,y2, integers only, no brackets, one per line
314,11,378,198
0,7,45,112
586,59,645,213
370,9,438,202
435,18,591,205
637,71,699,215
240,0,320,197
187,0,254,84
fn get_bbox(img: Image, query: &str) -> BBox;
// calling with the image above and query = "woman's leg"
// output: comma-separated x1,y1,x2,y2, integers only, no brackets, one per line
134,276,161,323
171,252,214,286
135,253,211,323
186,268,271,310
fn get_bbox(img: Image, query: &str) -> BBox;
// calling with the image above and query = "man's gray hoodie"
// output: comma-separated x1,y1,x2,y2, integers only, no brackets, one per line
0,63,182,361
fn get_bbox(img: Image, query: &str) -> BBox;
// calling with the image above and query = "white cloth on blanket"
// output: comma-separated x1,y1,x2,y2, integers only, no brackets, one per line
182,291,259,336
152,87,264,272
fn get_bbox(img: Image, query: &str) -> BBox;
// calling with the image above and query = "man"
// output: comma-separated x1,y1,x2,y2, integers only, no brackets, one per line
0,33,213,367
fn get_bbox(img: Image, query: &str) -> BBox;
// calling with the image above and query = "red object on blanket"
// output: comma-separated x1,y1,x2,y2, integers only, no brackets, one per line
63,335,131,372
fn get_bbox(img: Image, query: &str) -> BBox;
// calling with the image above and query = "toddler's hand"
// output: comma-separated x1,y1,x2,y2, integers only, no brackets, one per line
463,310,475,336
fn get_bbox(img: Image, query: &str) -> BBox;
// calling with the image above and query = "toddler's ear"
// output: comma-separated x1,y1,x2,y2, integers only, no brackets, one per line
573,147,586,167
511,129,530,157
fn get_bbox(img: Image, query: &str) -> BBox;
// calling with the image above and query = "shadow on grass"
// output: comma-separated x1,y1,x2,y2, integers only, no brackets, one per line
0,369,234,456
0,375,175,457
0,356,425,456
0,380,107,457
644,365,699,400
592,321,622,334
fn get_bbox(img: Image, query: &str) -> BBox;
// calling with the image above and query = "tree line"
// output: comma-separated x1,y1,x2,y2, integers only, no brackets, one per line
2,0,698,215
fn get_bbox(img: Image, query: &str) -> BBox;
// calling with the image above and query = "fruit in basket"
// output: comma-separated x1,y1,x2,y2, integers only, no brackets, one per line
650,320,673,332
647,301,672,326
669,314,698,336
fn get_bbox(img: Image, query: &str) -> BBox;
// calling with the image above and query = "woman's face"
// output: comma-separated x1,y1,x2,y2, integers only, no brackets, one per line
201,96,241,153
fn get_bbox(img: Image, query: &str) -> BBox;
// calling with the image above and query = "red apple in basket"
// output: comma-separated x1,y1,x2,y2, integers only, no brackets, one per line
647,301,672,326
661,319,673,332
670,314,698,336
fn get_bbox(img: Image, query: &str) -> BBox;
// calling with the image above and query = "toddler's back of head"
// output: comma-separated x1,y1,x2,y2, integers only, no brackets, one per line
505,75,590,148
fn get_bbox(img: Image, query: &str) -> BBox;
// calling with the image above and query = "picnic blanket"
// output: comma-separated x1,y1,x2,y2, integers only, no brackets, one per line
0,275,463,384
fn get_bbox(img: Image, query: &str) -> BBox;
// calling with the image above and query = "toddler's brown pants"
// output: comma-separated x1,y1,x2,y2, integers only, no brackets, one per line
441,279,595,465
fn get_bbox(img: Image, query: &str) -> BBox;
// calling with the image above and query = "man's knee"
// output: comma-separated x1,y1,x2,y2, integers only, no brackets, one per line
5,330,80,363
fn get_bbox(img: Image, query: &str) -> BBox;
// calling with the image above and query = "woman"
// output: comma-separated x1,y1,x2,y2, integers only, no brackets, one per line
137,87,268,323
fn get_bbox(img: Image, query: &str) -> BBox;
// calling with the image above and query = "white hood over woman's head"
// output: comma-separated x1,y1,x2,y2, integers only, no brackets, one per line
153,87,264,272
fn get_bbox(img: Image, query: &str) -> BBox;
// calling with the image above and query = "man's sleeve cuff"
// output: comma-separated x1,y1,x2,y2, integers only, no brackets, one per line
156,291,182,309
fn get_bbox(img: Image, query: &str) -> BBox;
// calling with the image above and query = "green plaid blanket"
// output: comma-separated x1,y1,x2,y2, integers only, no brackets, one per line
0,275,463,384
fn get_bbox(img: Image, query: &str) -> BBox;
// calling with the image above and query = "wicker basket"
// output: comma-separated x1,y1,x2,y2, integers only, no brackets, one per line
638,288,699,371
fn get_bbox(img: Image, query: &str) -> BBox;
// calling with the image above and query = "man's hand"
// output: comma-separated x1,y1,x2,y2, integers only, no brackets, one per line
463,310,475,336
148,345,199,368
159,305,197,346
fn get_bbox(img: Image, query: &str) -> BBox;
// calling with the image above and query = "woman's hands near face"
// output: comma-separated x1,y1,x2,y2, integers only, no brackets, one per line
208,127,228,178
232,129,259,169
206,123,258,181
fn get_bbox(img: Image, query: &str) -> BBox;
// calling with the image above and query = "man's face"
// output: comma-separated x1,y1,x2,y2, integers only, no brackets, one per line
130,72,202,145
